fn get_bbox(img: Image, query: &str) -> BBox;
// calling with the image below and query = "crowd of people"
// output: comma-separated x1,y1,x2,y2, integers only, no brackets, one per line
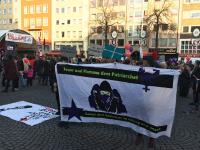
0,53,200,149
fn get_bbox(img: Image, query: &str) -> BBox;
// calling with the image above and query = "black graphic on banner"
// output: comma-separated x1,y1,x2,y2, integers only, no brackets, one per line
62,100,167,133
57,64,174,88
89,81,127,113
0,105,32,112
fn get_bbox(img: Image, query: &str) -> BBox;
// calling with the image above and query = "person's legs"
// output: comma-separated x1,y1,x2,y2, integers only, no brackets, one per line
4,79,10,92
30,78,33,86
148,137,155,148
11,80,15,91
135,133,143,146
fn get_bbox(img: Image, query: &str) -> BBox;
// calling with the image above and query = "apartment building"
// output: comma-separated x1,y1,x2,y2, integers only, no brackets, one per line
179,0,200,58
145,0,181,60
52,0,89,55
0,0,21,30
88,0,127,48
21,0,52,52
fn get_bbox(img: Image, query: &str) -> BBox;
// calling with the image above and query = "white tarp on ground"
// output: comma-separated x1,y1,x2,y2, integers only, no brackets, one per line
56,63,179,138
0,101,58,126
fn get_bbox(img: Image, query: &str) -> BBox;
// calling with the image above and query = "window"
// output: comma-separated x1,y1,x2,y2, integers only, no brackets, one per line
73,19,76,24
56,8,59,13
159,38,168,47
135,11,142,17
36,18,42,27
97,26,103,33
24,6,28,14
43,31,48,40
56,31,59,38
3,9,6,14
30,18,35,28
61,31,65,38
3,19,7,24
90,40,95,44
79,19,82,24
67,31,70,38
118,39,124,46
118,25,124,33
56,20,59,25
67,20,70,24
36,5,43,13
168,38,176,47
24,18,29,27
79,7,82,12
43,17,48,26
73,7,76,12
67,7,71,13
61,8,65,13
128,26,133,37
79,31,82,38
30,5,34,14
8,8,12,14
90,26,96,33
43,4,48,13
162,24,168,31
119,0,125,5
90,0,96,8
8,19,12,24
96,39,102,45
113,0,118,6
183,26,189,33
97,0,103,7
73,31,76,38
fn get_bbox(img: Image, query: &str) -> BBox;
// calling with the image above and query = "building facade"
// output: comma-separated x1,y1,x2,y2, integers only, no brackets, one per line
0,0,21,30
179,0,200,58
52,0,89,56
88,0,127,49
145,0,181,60
21,0,52,52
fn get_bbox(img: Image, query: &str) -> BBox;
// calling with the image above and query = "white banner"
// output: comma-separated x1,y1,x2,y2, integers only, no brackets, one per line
56,63,179,138
5,32,33,44
0,101,58,126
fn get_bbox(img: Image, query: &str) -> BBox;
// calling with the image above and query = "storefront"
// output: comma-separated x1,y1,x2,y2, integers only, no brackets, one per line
0,29,37,58
149,48,178,62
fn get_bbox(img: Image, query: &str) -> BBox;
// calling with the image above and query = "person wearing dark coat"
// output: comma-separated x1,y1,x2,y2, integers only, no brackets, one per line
3,55,17,92
179,64,191,97
191,60,200,110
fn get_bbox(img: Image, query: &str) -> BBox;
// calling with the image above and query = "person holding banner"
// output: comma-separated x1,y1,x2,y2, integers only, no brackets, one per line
135,55,156,149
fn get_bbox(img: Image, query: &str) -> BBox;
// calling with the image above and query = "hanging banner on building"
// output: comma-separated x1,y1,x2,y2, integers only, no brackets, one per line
56,63,179,138
5,32,33,44
102,44,124,60
88,44,103,57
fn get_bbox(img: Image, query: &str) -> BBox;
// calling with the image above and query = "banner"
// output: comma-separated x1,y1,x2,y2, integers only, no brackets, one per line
56,63,179,138
88,44,103,57
5,32,33,44
0,101,58,126
102,44,124,60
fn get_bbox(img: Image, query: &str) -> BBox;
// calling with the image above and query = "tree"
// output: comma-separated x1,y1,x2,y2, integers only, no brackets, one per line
94,0,123,45
144,0,176,51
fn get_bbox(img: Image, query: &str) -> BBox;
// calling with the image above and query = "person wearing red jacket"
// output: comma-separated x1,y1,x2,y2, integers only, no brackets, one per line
3,55,17,92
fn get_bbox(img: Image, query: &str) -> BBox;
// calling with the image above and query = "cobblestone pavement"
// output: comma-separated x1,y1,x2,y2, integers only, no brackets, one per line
0,81,200,150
